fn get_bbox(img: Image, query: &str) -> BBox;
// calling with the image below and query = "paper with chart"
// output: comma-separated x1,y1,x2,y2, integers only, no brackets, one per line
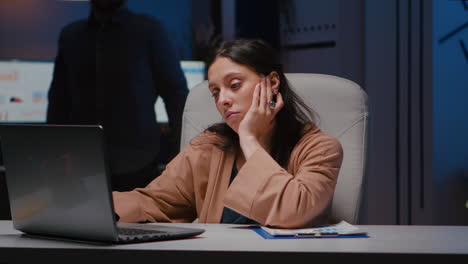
260,221,367,237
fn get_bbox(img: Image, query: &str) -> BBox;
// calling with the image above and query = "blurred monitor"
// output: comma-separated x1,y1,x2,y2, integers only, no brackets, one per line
0,60,205,123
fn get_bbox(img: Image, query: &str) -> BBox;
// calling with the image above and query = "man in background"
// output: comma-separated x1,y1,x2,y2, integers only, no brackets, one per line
47,0,188,191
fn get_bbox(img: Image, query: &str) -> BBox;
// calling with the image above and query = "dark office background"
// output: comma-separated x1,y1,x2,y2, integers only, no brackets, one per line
0,0,467,225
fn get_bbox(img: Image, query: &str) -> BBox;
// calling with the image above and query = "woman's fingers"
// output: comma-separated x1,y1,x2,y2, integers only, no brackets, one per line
251,83,260,109
266,77,273,114
251,77,281,117
259,78,267,113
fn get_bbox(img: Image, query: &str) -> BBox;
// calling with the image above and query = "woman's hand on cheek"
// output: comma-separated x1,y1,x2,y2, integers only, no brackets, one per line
238,77,284,159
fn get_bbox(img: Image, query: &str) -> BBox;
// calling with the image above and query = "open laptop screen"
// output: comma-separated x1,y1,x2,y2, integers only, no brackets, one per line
0,124,119,241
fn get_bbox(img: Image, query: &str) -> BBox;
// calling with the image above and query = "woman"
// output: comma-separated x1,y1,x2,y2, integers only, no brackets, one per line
113,39,343,228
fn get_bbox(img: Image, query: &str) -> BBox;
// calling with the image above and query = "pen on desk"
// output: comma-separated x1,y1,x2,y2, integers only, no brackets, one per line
295,232,339,237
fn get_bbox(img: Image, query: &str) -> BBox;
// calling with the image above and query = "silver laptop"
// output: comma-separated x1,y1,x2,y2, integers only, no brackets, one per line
0,124,204,244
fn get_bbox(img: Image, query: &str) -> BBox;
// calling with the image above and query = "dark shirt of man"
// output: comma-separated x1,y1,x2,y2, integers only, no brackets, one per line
47,6,189,191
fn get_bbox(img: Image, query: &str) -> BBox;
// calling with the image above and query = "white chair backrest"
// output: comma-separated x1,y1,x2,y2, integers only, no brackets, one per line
180,73,368,224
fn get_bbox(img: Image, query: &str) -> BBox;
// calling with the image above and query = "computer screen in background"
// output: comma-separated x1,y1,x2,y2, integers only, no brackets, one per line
0,60,205,123
156,61,205,123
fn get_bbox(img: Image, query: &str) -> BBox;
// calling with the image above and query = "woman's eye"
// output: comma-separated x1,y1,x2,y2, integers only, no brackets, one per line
211,92,219,99
231,82,240,89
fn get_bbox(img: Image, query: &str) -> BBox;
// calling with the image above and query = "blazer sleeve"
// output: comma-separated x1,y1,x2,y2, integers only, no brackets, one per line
147,18,189,156
224,132,343,228
47,29,71,124
112,143,208,223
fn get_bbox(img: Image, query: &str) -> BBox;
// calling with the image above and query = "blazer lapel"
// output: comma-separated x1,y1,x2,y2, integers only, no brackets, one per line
199,147,235,223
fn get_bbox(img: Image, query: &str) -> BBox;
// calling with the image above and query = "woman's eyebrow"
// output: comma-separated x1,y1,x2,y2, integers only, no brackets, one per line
223,72,242,79
208,82,217,91
208,72,243,88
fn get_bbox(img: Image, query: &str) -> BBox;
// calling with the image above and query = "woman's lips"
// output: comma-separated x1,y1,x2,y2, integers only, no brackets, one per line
225,111,239,120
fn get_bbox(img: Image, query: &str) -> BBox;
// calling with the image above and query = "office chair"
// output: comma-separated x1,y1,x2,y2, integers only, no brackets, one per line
181,73,368,224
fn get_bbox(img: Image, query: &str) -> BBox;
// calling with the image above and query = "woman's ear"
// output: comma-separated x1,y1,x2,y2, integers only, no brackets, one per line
268,71,280,93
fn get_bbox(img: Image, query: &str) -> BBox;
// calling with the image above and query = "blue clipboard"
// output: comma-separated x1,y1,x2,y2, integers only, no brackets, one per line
251,226,369,239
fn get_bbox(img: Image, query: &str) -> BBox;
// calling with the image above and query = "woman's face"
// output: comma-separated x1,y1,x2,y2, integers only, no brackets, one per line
207,57,262,133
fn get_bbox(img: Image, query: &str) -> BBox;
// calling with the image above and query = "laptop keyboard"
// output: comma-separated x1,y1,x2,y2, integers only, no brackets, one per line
116,227,171,243
117,227,164,236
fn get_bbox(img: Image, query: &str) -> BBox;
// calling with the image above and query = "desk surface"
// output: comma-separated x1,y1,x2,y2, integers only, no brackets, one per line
0,221,467,262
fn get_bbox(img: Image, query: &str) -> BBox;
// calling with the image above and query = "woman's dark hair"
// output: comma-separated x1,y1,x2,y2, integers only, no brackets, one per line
205,39,318,168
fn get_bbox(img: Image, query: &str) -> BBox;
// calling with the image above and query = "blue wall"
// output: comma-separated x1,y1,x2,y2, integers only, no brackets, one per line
432,0,468,223
127,0,192,59
0,0,192,60
0,0,88,60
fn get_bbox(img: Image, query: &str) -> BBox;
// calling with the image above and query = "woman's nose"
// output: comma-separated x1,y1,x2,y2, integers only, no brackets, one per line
217,90,232,107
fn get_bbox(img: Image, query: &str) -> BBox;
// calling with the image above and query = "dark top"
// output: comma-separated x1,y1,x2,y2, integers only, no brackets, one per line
47,7,189,174
221,164,258,224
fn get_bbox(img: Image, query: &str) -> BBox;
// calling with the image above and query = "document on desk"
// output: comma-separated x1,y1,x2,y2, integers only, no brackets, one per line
254,221,368,239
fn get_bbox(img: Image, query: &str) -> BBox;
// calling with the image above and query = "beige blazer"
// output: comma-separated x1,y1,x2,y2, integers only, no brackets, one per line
113,126,343,228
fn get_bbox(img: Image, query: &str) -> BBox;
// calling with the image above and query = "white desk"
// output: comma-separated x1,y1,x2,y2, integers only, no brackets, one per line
0,221,467,263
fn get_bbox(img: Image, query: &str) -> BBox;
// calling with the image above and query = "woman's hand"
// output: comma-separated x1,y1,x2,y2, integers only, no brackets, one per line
238,77,284,159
